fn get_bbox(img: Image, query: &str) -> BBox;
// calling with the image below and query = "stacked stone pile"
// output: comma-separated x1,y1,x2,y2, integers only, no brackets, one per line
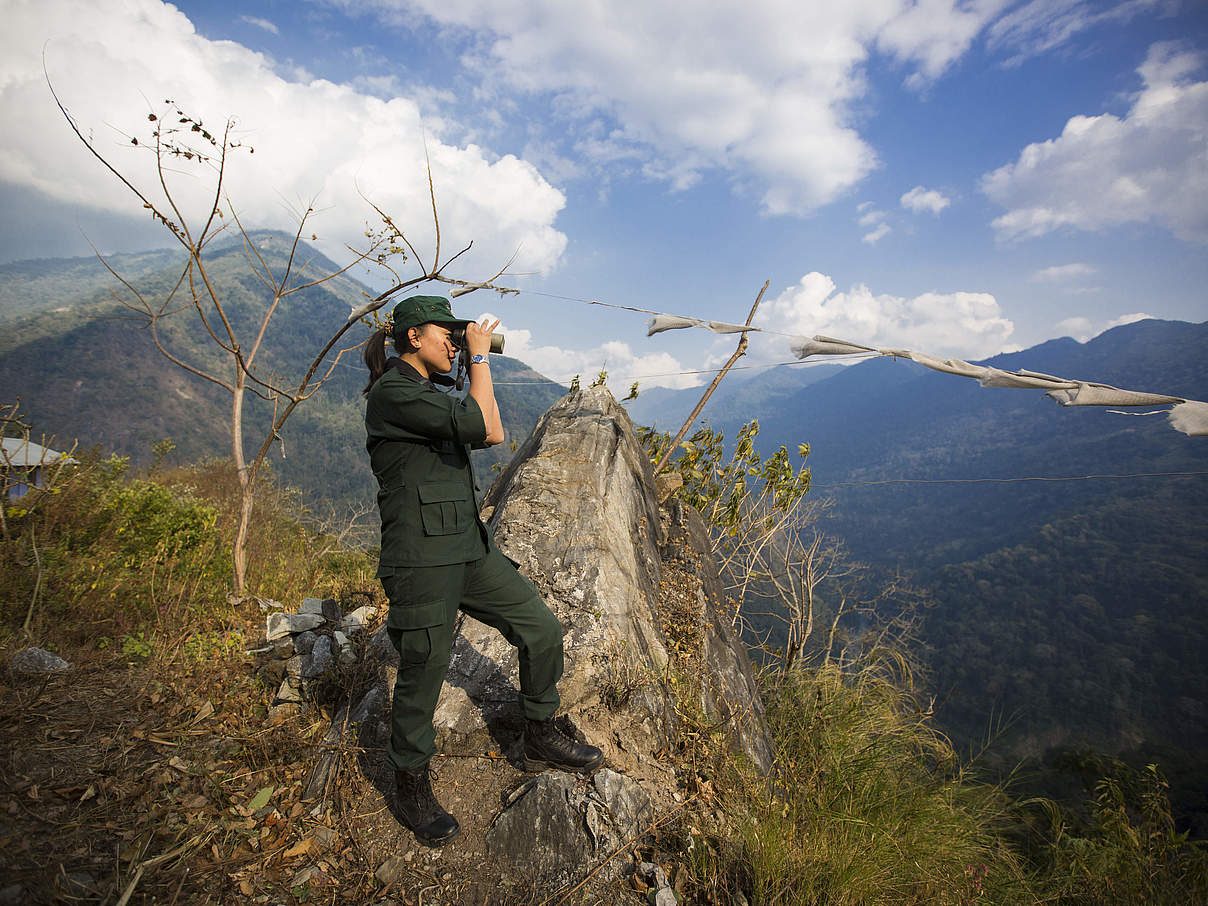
254,597,378,708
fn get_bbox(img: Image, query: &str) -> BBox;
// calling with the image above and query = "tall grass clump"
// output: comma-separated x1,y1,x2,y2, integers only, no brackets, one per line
686,658,1035,905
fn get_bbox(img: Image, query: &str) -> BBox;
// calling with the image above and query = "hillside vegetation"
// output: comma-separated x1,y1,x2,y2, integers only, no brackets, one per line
0,239,566,532
3,443,1206,903
628,319,1208,833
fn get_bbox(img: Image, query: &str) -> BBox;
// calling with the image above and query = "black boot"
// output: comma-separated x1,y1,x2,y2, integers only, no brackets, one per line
394,765,460,846
523,716,604,774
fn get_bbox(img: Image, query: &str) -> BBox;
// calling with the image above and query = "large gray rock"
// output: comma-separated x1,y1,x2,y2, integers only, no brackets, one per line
437,387,674,748
266,611,324,641
486,769,651,882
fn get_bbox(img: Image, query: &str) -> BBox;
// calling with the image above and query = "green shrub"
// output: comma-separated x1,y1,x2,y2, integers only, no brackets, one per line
1,450,376,653
1034,762,1208,905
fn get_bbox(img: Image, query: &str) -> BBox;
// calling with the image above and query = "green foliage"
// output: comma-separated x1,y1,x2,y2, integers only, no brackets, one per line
1033,762,1208,905
923,486,1208,833
182,628,245,662
119,632,154,660
638,420,810,535
0,446,377,652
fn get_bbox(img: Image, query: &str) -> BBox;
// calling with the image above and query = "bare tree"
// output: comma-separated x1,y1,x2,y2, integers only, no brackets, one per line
52,87,478,594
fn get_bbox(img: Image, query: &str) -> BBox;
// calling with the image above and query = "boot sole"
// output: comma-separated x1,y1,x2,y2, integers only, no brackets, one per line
523,753,604,775
413,823,461,847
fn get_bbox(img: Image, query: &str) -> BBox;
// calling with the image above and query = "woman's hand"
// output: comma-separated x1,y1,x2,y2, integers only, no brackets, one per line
465,318,501,357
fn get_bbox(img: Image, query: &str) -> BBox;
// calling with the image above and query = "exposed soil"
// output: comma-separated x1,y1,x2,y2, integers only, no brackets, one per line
0,627,686,906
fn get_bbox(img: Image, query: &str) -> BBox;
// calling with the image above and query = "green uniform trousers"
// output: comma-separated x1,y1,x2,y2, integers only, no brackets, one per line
382,548,564,771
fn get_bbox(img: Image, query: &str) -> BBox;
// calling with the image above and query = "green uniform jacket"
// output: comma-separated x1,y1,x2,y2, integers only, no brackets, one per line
365,359,492,572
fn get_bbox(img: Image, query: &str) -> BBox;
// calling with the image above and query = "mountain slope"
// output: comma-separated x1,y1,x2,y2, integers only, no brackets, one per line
631,318,1208,826
0,237,567,519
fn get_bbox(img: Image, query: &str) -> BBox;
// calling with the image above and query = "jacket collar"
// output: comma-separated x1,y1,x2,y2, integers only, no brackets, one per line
388,356,456,389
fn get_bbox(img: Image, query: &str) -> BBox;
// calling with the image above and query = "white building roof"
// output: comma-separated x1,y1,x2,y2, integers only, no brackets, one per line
1,437,77,467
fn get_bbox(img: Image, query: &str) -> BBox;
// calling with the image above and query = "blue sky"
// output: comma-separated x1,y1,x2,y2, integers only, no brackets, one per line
4,0,1207,389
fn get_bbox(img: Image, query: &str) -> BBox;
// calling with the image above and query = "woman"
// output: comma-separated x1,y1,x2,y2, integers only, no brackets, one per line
363,295,603,846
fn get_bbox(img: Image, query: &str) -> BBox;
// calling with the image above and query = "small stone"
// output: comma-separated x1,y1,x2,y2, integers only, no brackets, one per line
291,866,320,887
294,631,318,657
259,659,287,688
339,606,377,637
285,655,304,681
257,597,284,613
332,631,356,665
0,884,25,906
276,677,304,704
267,612,324,641
11,647,71,674
272,636,296,658
300,597,342,622
375,855,407,887
302,637,333,680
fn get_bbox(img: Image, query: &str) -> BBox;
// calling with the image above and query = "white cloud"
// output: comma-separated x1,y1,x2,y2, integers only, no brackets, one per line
342,0,1009,215
863,223,892,244
757,271,1014,360
2,0,567,276
858,207,888,227
1057,311,1153,342
486,318,699,391
986,0,1166,67
1030,262,1096,281
900,185,951,214
240,15,280,35
1055,316,1093,340
1105,311,1153,329
982,42,1208,242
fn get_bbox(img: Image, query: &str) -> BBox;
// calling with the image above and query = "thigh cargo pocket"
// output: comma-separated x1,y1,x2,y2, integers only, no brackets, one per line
418,481,473,536
386,601,446,666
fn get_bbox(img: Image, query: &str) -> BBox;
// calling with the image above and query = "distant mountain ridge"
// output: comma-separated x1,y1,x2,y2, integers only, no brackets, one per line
629,317,1208,828
0,236,567,515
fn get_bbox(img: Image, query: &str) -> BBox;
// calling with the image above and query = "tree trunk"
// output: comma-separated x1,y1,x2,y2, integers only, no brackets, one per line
231,366,250,595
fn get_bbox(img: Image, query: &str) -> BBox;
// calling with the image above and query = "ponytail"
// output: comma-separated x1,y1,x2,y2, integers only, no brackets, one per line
363,326,391,396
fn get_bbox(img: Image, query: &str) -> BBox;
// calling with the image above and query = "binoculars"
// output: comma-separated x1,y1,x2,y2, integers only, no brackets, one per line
449,326,505,355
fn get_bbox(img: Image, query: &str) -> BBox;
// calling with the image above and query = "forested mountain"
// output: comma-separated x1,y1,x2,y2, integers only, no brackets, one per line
0,235,567,520
629,318,1208,829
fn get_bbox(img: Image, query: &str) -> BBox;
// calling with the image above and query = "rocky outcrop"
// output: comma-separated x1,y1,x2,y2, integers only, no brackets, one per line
357,386,772,873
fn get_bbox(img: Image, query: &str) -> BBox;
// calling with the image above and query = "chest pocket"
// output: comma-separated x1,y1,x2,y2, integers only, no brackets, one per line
418,481,473,536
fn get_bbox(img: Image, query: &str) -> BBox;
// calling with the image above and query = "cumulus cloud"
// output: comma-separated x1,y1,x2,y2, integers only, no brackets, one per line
1031,262,1096,281
982,42,1208,242
489,319,699,391
343,0,1007,215
1056,311,1153,342
3,0,567,275
756,271,1014,360
900,185,951,214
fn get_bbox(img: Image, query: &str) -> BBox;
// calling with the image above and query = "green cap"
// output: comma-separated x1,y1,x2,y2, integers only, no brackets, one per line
390,295,469,343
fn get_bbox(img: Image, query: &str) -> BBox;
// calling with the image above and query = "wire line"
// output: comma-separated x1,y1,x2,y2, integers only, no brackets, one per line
812,471,1208,488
